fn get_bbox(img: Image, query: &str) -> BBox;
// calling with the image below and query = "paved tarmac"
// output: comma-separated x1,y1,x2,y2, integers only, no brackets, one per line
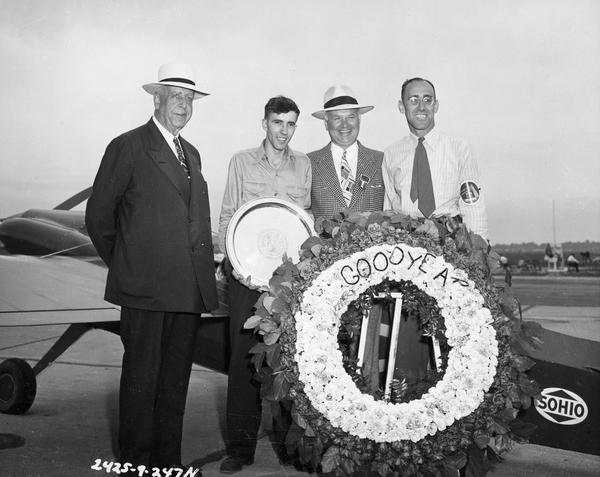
1,276,599,476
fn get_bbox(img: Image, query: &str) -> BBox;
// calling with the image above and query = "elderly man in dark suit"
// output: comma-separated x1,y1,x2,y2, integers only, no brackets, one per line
308,84,385,220
86,63,218,475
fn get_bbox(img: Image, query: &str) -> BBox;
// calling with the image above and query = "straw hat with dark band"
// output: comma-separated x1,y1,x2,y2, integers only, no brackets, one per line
312,84,374,119
142,63,209,100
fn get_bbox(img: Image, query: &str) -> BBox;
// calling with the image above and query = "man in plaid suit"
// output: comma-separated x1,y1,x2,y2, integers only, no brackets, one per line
308,85,385,220
308,85,386,391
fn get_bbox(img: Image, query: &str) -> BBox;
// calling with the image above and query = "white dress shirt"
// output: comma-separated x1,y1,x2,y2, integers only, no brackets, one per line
331,141,358,182
382,130,488,239
152,115,180,157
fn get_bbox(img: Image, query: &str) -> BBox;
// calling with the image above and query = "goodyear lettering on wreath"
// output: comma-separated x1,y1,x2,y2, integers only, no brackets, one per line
534,387,588,425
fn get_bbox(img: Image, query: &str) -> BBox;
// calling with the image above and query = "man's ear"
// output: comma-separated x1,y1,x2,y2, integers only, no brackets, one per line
397,100,405,114
433,100,439,114
261,118,267,132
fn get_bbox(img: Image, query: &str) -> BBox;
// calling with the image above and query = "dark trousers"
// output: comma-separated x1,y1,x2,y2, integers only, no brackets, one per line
225,278,262,459
118,306,199,468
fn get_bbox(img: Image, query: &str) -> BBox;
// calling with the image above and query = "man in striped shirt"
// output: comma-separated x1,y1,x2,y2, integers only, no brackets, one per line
382,78,488,239
380,78,489,385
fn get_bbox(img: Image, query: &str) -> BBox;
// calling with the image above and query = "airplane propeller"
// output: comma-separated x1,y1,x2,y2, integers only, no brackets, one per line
53,186,92,210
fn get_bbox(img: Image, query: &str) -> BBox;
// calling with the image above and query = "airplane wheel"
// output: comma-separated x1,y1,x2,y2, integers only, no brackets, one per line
0,359,37,414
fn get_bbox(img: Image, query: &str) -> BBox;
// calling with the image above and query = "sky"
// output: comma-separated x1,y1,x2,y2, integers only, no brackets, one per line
1,0,599,245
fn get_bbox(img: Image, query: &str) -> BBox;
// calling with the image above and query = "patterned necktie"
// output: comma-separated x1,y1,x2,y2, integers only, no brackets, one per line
410,137,435,218
173,137,190,179
340,149,354,206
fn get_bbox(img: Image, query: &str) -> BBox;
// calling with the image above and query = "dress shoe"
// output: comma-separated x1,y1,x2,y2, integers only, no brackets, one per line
219,455,254,474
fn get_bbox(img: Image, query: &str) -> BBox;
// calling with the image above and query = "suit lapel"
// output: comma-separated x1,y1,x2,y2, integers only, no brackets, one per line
146,120,188,202
350,143,378,206
315,145,347,206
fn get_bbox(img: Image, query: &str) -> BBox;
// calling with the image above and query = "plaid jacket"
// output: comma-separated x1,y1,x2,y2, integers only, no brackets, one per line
309,141,385,220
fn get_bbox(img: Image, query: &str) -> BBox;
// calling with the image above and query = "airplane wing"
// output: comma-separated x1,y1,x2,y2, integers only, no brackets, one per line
0,254,228,324
0,254,119,326
0,253,230,415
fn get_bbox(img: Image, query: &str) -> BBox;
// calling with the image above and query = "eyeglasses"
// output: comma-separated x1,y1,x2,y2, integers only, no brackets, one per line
406,96,435,107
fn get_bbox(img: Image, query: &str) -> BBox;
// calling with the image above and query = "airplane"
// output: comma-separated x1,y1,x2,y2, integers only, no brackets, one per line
1,189,599,458
0,188,230,415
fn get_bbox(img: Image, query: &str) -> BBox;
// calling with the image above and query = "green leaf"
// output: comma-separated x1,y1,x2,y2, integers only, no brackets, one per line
473,430,490,449
249,342,269,354
301,235,323,251
443,451,467,470
258,319,277,335
421,466,442,477
272,371,290,401
489,435,513,455
243,314,262,329
270,297,288,314
512,355,536,372
250,351,264,372
263,296,275,313
264,328,282,345
265,343,281,369
415,219,439,240
496,407,518,423
518,375,540,396
376,462,391,477
489,418,510,435
292,409,309,429
321,446,341,474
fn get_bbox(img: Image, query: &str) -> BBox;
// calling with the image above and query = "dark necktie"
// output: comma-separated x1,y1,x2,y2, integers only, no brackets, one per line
410,137,435,217
173,137,190,179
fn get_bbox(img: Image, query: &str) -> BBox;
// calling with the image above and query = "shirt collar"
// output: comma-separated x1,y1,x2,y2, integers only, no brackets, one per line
257,139,294,165
330,141,358,156
409,129,439,151
153,115,180,143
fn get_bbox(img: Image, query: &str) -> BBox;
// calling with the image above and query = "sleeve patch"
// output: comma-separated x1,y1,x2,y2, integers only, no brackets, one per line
460,181,480,204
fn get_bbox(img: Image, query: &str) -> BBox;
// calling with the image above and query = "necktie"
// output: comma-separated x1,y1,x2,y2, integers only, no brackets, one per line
173,137,190,179
410,137,435,217
340,149,354,206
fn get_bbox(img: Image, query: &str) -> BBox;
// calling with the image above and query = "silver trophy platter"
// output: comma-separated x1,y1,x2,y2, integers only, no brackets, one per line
225,198,315,289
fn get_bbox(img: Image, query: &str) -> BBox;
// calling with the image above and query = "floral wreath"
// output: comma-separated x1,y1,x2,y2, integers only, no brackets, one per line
245,211,540,476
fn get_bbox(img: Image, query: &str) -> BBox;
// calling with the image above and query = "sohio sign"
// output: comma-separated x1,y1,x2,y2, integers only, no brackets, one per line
535,387,589,425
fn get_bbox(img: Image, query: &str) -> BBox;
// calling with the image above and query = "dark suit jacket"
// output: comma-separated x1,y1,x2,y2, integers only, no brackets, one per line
85,119,218,313
308,141,385,219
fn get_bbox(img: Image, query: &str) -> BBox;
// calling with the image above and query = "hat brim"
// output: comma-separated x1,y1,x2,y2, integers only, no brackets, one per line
143,82,209,100
312,104,374,120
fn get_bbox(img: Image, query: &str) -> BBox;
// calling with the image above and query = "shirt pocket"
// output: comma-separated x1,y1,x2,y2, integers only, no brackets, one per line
242,181,267,202
286,184,308,204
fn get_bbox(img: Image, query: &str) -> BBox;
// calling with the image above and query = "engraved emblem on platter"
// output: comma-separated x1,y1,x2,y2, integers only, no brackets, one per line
257,228,288,259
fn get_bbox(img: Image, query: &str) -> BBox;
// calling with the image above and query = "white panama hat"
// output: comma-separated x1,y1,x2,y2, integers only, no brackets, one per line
312,84,374,120
142,63,209,100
